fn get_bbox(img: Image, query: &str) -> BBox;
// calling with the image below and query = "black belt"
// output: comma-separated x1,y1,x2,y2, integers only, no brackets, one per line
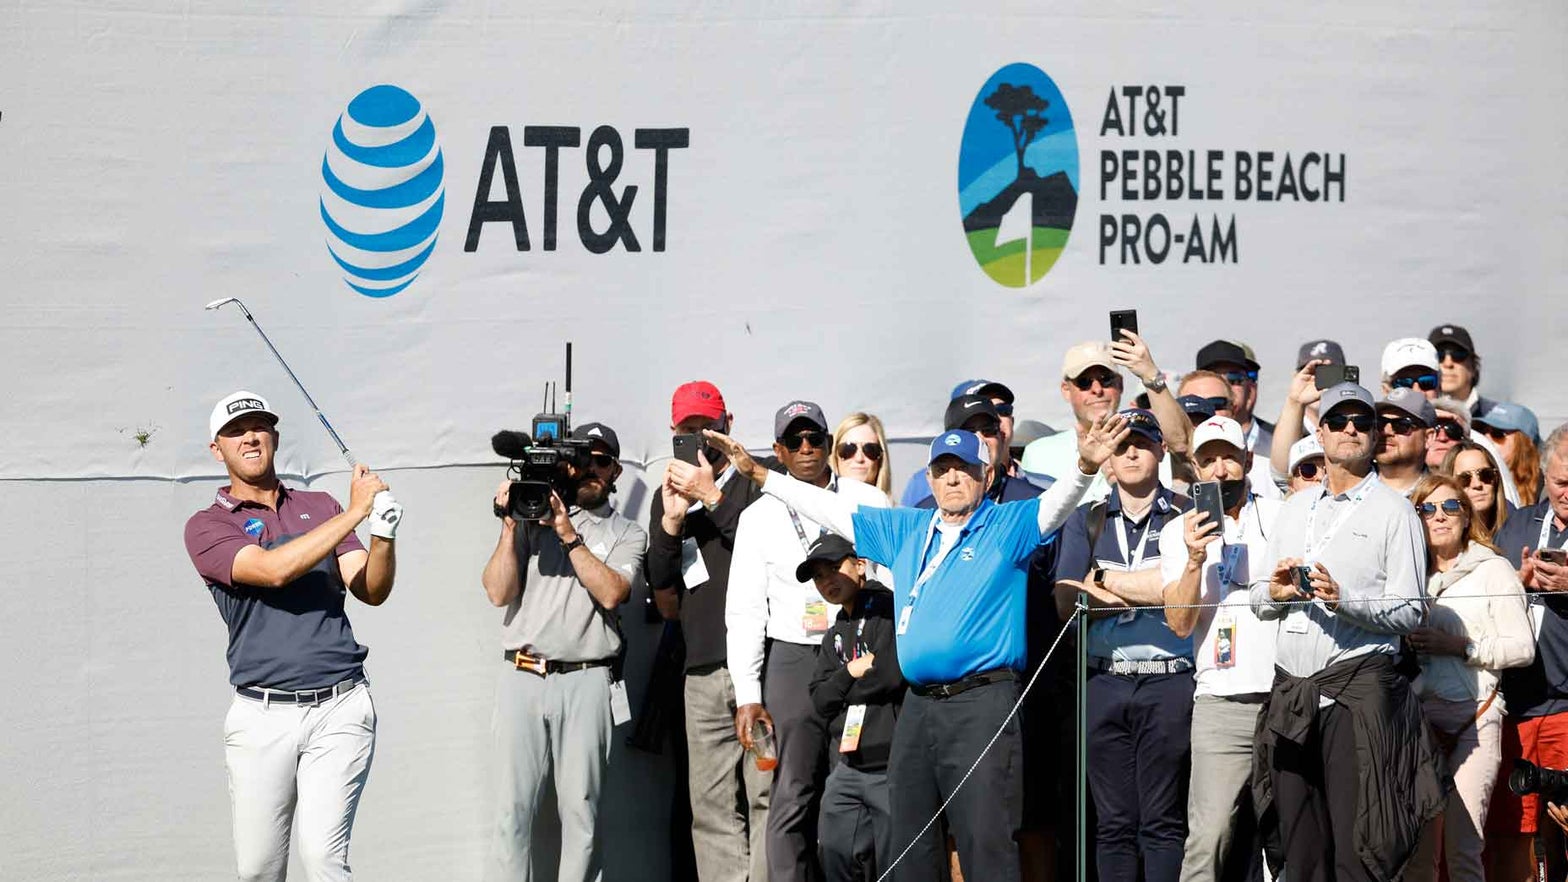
1090,656,1194,676
237,675,365,705
504,650,615,676
911,669,1017,699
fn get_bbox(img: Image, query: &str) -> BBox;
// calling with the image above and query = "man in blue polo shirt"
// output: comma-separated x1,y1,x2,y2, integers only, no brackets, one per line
1053,408,1191,882
701,414,1128,882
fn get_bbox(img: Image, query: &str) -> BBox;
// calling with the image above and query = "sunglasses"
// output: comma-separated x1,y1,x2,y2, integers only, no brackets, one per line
1477,425,1513,442
836,441,884,462
1417,498,1464,518
1433,421,1465,442
1322,412,1375,433
1292,461,1321,480
587,453,618,469
992,402,1015,417
1436,344,1472,363
1071,371,1122,391
1379,416,1422,436
964,421,1001,438
1391,373,1440,392
1221,370,1259,385
781,430,829,451
1456,467,1499,486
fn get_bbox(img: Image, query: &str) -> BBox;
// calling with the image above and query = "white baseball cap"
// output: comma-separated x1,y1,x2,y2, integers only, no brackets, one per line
1380,337,1440,378
1192,416,1246,454
1288,435,1325,473
209,390,278,439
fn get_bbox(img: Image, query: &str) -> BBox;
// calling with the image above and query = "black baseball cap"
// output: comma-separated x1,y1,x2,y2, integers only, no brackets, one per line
795,533,858,582
1428,324,1475,354
1296,339,1346,369
1178,394,1225,421
1196,340,1259,372
773,401,829,440
950,378,1015,405
571,422,621,458
944,394,1001,431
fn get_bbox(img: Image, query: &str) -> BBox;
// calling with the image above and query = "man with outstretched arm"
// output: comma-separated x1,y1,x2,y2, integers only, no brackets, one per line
703,413,1127,882
184,391,403,882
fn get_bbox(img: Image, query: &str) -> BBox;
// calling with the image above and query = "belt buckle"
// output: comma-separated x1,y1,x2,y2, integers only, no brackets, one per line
515,653,546,676
301,687,324,707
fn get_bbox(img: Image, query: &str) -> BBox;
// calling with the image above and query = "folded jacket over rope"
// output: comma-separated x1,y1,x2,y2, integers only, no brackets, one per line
1251,653,1452,881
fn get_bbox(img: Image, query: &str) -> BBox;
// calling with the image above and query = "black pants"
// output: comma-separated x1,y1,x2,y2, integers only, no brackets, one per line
765,641,827,882
819,763,892,882
888,678,1022,882
1085,668,1195,882
1269,700,1365,882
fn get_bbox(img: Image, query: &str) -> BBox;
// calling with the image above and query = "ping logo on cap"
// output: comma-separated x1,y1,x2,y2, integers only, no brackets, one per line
227,398,265,415
944,433,962,446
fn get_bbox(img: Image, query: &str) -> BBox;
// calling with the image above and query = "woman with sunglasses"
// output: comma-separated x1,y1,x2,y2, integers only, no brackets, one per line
1476,402,1544,508
1440,441,1514,535
829,413,893,499
1404,475,1534,882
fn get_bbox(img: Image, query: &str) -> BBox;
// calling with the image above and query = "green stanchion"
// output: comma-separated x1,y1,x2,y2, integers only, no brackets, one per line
1076,591,1087,882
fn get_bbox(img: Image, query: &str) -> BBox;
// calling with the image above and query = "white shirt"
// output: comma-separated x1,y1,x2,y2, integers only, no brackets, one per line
1244,420,1285,500
1160,497,1282,696
725,476,890,707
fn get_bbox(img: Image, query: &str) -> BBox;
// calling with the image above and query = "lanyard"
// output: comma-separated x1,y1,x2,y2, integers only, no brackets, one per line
1114,510,1155,572
1303,476,1374,562
786,476,835,553
1540,513,1567,553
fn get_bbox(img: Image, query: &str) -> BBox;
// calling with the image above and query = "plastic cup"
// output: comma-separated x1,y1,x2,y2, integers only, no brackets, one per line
750,720,777,772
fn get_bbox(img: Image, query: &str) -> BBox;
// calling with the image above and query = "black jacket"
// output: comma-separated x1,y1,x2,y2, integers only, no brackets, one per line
1251,653,1450,880
808,584,903,771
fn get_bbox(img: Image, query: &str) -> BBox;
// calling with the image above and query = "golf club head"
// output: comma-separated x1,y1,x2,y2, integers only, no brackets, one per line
204,297,241,311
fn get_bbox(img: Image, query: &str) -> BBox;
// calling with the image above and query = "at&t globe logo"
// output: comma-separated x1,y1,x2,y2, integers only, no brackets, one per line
958,64,1078,288
320,85,445,298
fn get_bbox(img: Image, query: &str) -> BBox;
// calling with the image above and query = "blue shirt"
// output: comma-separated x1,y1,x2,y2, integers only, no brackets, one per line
1497,501,1568,717
852,497,1045,685
1057,487,1191,662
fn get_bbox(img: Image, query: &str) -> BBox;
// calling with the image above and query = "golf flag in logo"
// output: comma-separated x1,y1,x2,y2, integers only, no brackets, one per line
994,192,1035,287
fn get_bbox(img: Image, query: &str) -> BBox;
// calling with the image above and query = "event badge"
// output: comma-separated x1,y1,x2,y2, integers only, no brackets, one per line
896,605,912,636
680,538,709,591
1285,609,1310,634
839,704,867,753
1215,613,1236,669
609,681,631,726
802,600,829,635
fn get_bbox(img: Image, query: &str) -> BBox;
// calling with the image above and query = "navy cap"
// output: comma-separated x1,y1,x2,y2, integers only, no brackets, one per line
944,394,1001,431
1177,394,1226,421
950,378,1015,404
1320,382,1376,418
571,422,621,458
773,400,829,440
1120,408,1163,444
928,430,990,467
794,533,858,582
1297,338,1346,369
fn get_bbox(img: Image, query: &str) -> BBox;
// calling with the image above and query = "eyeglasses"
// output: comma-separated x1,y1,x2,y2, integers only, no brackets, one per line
1071,371,1122,391
1433,421,1465,442
1436,344,1472,363
781,431,828,451
1322,412,1375,433
992,402,1014,417
1391,373,1440,392
1456,467,1499,486
836,441,884,462
1221,370,1259,385
1417,499,1464,518
964,421,1001,439
1379,416,1422,436
1292,461,1321,480
588,453,618,469
1477,425,1513,442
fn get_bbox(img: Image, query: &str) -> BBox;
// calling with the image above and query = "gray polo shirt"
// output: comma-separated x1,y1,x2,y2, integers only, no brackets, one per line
1249,472,1427,677
501,502,647,662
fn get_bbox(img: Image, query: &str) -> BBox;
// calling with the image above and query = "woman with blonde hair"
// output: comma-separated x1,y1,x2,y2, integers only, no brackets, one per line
1440,440,1513,535
829,412,892,497
1405,473,1535,882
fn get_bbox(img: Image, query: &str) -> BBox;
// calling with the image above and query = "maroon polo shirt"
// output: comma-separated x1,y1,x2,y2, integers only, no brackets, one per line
184,485,368,690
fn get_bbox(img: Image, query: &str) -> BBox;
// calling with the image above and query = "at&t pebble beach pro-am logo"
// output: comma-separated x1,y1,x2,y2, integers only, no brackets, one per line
320,85,445,298
958,63,1079,287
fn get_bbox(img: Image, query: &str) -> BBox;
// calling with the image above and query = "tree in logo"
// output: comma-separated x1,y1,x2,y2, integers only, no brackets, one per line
985,83,1049,182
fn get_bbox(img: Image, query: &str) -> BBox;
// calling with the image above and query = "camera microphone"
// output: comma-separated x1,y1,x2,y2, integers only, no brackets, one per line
491,430,534,460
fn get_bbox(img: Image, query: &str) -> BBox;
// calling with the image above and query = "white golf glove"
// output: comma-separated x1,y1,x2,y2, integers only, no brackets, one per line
370,490,403,540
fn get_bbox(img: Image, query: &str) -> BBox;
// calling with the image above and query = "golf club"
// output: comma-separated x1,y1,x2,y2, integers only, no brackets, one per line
204,297,356,469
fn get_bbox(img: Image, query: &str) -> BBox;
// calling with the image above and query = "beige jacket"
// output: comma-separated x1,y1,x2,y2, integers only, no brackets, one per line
1414,542,1535,708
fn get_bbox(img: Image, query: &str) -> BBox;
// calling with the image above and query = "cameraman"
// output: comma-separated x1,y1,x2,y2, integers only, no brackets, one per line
481,422,647,882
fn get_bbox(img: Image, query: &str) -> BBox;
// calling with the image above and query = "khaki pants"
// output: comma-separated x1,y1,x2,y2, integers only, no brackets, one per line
685,666,771,882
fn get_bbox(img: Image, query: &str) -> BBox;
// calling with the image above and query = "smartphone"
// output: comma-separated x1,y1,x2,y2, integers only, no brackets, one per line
1109,309,1139,342
1294,565,1316,596
1314,363,1361,390
1538,548,1568,566
1192,481,1226,532
672,433,702,465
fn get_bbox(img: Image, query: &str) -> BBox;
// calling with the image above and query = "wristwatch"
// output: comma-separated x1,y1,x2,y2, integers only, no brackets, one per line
1090,566,1107,589
1142,373,1168,393
562,536,586,554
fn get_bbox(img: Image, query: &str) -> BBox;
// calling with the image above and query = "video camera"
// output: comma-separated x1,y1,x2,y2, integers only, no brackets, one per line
1509,759,1568,803
491,343,592,521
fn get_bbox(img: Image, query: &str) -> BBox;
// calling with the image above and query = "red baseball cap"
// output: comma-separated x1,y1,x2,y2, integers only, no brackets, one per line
672,381,727,424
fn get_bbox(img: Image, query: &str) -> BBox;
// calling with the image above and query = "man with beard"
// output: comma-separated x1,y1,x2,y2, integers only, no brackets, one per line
481,421,648,882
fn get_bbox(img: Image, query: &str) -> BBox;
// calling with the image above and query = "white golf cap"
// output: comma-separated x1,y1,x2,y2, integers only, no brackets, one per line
1288,435,1325,473
1192,416,1246,454
1380,337,1440,377
209,390,278,439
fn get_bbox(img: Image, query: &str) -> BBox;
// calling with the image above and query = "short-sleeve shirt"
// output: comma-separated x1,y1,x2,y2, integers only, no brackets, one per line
1057,487,1190,662
1497,501,1568,717
184,485,367,690
851,497,1044,686
502,503,648,661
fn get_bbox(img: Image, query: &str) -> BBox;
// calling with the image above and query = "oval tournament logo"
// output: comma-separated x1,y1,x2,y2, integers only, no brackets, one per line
319,84,445,298
958,64,1079,287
